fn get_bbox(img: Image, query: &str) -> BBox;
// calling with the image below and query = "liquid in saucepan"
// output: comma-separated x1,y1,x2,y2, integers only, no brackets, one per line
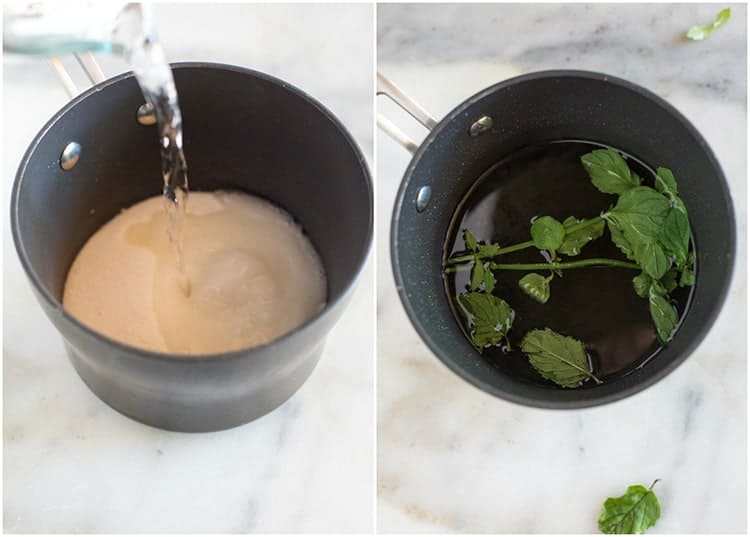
63,191,327,355
443,140,694,387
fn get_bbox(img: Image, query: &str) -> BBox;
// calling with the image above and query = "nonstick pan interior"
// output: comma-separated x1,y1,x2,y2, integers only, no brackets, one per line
392,71,734,408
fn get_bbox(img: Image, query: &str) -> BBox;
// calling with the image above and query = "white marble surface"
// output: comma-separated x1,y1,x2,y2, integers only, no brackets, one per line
377,4,746,533
3,4,373,533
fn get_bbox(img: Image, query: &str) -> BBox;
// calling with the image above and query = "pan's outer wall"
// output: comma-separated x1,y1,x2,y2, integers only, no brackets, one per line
12,63,373,431
392,71,735,408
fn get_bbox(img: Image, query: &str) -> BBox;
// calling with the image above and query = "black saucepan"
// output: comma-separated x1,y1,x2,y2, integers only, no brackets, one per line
12,62,372,432
387,70,734,408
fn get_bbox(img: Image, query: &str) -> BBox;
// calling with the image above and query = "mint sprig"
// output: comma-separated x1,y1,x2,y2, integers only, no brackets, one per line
446,147,696,387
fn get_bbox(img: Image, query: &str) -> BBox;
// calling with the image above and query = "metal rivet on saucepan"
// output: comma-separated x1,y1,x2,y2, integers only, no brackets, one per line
469,115,494,137
137,103,156,125
415,186,431,213
60,142,81,171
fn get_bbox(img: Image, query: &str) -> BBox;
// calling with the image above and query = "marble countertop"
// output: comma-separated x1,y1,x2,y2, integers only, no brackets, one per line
3,4,373,533
377,4,746,533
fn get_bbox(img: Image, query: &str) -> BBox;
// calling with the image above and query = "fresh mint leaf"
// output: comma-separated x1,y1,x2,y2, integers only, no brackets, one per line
634,242,671,281
464,229,478,251
470,261,485,291
608,221,636,261
477,242,503,258
679,252,695,287
654,168,693,269
649,283,679,343
521,329,600,387
686,7,731,41
654,167,678,197
655,168,688,215
483,266,497,293
598,481,661,534
660,270,679,293
680,264,695,287
604,187,671,279
581,149,642,194
632,272,652,298
559,217,606,256
519,273,552,304
531,216,566,253
660,208,690,268
607,187,671,229
457,292,514,349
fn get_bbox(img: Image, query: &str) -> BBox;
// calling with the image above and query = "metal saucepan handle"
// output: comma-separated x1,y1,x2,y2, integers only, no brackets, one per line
49,51,106,98
377,72,437,154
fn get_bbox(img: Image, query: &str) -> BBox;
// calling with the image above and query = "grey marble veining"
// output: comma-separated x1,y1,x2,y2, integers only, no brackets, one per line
377,3,746,533
378,3,746,102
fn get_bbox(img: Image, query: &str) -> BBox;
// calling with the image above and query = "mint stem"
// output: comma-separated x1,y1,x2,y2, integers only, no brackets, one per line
445,257,639,273
445,216,604,266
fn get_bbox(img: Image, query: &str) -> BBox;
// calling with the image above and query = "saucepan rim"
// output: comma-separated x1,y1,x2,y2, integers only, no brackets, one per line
390,69,736,408
11,61,373,364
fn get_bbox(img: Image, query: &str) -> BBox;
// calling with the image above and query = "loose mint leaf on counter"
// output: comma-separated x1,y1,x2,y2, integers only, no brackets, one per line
519,273,552,304
520,329,600,387
457,292,514,349
598,480,661,534
581,149,642,194
559,216,606,256
530,216,565,254
686,8,731,41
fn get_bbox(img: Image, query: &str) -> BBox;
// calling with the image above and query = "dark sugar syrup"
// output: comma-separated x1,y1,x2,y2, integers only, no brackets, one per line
442,140,695,388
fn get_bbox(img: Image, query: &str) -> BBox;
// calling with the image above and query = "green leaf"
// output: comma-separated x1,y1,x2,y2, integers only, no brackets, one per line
470,261,485,291
660,208,690,268
520,329,600,387
680,264,695,287
559,217,606,256
464,229,478,251
632,272,652,298
483,266,497,293
679,251,696,287
607,187,671,231
633,241,671,280
457,292,514,349
530,216,566,253
477,242,503,258
660,270,679,293
598,481,661,534
581,149,642,194
686,8,731,41
519,273,551,304
649,283,679,343
604,187,671,279
654,167,678,197
608,221,636,261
